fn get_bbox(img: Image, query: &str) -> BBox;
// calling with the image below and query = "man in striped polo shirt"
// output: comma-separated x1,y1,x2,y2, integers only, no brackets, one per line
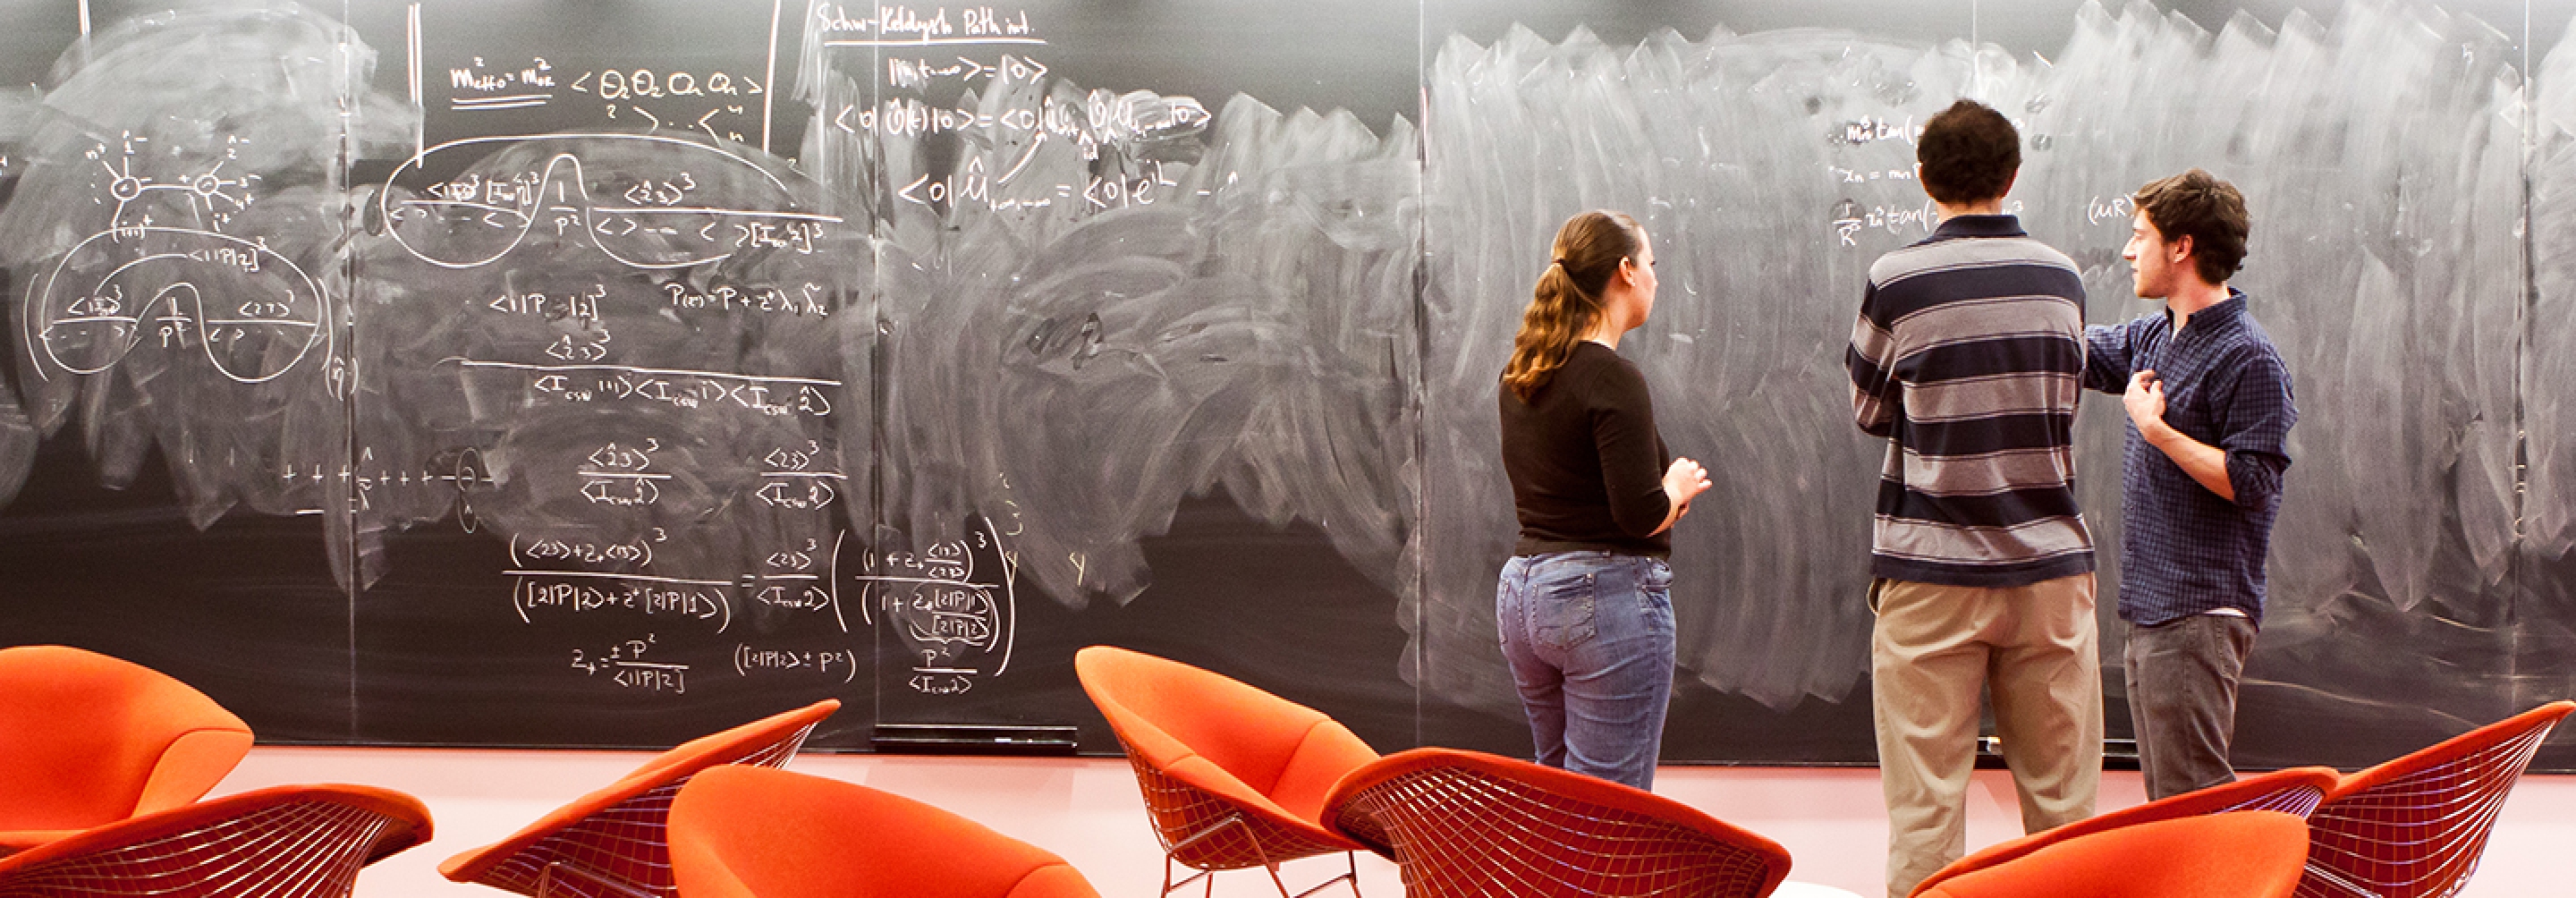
1846,99,2100,898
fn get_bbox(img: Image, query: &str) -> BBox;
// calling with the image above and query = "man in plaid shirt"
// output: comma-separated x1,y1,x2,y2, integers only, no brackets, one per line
2084,169,2296,801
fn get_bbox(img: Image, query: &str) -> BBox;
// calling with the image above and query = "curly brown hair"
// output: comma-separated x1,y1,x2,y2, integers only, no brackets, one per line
1916,99,2020,204
2134,169,2250,284
1502,210,1644,402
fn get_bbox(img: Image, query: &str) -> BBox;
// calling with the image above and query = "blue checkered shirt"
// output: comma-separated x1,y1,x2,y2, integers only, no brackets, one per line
2084,290,2296,625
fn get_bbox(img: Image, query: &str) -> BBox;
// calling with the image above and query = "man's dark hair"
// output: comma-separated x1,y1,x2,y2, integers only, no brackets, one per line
2133,169,2250,285
1915,99,2020,204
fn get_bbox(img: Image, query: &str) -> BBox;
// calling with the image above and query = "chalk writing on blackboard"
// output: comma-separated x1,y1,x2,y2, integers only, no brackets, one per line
511,572,733,631
28,228,332,385
815,4,1042,47
381,133,842,271
571,634,688,694
733,645,860,684
440,359,839,416
859,516,1016,695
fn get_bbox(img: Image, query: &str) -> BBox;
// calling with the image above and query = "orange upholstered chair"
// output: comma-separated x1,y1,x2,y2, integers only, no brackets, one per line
668,766,1100,898
1321,748,1792,898
1910,765,2339,897
2297,699,2574,898
0,645,254,855
1072,646,1377,898
441,699,840,898
1916,811,2309,898
0,783,430,898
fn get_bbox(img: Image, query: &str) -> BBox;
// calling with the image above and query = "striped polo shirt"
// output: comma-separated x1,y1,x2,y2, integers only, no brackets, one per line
1845,214,2094,587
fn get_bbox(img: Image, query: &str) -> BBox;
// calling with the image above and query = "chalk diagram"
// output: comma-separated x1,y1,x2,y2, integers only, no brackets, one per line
378,132,843,271
93,132,259,232
24,134,329,385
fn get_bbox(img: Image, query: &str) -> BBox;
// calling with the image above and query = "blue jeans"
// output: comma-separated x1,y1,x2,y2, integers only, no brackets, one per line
1496,551,1676,790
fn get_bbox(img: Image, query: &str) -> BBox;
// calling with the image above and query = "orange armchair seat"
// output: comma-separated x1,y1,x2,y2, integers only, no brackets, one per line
1911,765,2340,897
2299,699,2574,898
440,699,840,898
1919,811,2309,898
1322,747,1792,898
669,766,1100,898
1073,646,1379,898
0,783,430,898
0,645,254,855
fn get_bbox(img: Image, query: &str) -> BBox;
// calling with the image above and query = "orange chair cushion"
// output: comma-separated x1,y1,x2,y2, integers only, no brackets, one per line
0,646,252,832
0,830,76,855
1910,766,2340,897
436,698,839,885
1920,812,2308,898
670,766,1099,898
1074,647,1377,829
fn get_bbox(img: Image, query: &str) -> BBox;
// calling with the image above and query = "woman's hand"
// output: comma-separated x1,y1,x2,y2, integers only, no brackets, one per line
1665,457,1711,509
1648,457,1709,537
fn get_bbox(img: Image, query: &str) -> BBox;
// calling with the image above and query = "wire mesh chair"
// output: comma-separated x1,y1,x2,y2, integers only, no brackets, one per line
1074,647,1377,898
1909,765,2340,897
1916,812,2309,898
1322,748,1792,898
439,699,839,898
2295,700,2574,898
0,783,430,898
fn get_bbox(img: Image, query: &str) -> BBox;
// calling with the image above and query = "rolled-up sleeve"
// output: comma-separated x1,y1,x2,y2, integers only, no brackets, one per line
2218,349,2296,508
2084,320,2140,394
1848,284,1902,438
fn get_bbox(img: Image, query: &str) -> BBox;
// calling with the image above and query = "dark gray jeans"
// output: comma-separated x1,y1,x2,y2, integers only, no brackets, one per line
2123,613,2258,801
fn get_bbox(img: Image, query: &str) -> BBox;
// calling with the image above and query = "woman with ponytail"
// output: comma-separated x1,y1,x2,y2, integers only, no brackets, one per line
1493,209,1710,789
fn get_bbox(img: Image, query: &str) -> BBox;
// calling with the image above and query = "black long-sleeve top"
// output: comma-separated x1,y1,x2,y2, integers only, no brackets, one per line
1499,341,1674,558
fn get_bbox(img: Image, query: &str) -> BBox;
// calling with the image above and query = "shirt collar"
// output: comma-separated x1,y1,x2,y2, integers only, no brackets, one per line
2165,287,2250,332
1929,214,2027,240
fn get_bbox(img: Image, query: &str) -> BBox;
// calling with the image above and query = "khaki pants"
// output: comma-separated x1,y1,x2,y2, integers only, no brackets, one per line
1871,574,2102,898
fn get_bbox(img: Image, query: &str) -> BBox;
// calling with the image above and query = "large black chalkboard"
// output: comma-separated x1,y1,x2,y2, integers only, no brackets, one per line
1,0,2572,774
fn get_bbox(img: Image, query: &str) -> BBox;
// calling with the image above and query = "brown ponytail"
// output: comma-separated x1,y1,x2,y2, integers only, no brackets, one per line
1503,210,1645,402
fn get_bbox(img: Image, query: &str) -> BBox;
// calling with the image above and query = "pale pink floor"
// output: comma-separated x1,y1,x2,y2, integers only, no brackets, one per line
214,747,2576,898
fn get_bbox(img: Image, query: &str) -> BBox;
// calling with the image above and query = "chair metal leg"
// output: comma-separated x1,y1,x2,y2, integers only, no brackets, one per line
1161,853,1217,898
1157,813,1360,898
1275,851,1360,898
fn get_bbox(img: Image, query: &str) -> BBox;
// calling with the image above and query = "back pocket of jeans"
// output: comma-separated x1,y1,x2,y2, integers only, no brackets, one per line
1533,573,1597,651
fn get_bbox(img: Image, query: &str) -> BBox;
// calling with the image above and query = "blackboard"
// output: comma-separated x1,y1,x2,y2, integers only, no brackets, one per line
0,0,2571,774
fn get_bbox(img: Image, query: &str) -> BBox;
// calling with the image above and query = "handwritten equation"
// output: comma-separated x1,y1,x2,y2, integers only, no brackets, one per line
382,134,842,270
443,359,839,418
510,531,849,632
826,6,1218,219
734,644,861,684
571,634,689,694
858,516,1018,695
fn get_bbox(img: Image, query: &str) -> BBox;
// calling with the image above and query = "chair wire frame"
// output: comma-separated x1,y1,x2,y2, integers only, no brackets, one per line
473,721,821,898
0,800,403,898
1119,751,1360,898
2220,784,2329,818
1336,765,1783,898
2294,719,2562,898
